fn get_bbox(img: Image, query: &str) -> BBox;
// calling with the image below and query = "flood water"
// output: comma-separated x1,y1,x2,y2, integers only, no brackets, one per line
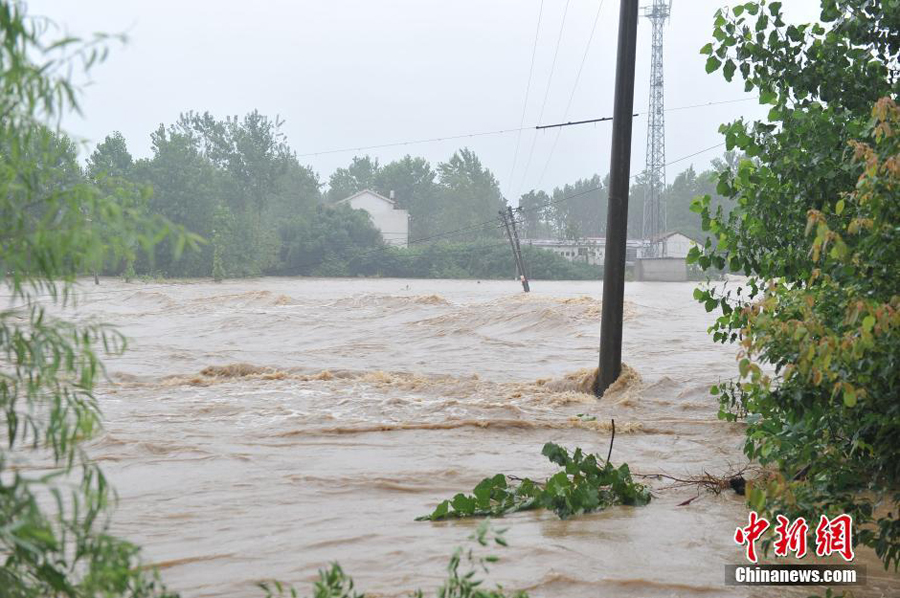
56,277,898,597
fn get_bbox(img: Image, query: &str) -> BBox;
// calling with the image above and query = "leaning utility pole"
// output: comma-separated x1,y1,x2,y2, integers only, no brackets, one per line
508,206,530,292
597,0,639,397
500,208,530,293
641,0,671,257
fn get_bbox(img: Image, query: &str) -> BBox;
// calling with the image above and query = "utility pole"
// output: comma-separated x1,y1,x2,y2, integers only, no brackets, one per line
508,206,530,292
641,0,671,257
597,0,639,397
500,209,529,293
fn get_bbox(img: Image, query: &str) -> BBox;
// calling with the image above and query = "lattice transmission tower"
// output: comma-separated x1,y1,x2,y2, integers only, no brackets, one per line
641,0,671,257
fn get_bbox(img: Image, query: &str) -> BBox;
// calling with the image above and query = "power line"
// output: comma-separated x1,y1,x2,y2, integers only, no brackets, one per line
535,0,607,192
514,0,571,198
536,114,618,130
295,125,528,158
504,0,545,201
661,141,725,169
663,96,756,113
294,96,756,160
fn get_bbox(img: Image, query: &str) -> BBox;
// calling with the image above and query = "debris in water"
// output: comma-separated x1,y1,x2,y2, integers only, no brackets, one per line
729,475,746,496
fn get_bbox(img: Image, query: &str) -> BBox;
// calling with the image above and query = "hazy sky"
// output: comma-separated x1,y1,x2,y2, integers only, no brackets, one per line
32,0,821,201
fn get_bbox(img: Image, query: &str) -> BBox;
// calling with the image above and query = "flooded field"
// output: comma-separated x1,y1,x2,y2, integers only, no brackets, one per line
55,277,897,597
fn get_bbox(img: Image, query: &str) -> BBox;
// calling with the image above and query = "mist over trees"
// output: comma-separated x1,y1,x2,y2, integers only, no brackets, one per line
77,111,734,279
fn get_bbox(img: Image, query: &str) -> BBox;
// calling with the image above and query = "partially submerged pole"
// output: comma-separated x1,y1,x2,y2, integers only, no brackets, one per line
507,206,530,292
597,0,639,397
500,208,529,293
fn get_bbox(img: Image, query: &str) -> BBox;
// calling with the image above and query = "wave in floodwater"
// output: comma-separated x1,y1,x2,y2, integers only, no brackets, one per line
107,363,648,438
49,277,897,598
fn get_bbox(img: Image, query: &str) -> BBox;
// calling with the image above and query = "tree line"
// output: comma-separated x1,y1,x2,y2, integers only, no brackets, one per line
77,113,733,280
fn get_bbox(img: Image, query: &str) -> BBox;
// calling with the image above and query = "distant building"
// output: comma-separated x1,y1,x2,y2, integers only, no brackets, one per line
524,231,701,281
523,237,644,265
335,189,409,248
640,231,699,259
635,231,702,282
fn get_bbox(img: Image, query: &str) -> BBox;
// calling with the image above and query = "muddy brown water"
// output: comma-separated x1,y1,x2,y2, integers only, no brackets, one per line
45,278,898,597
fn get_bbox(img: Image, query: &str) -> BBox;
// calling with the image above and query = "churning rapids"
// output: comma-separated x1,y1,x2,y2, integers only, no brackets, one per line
45,278,898,597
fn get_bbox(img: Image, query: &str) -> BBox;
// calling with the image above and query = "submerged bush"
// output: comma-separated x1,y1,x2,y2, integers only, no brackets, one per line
417,443,650,521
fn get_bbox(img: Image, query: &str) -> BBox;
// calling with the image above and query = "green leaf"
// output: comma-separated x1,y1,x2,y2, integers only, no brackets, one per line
700,42,714,55
862,316,876,332
686,245,702,264
37,563,73,593
705,56,722,73
723,59,737,81
843,387,857,408
432,500,449,519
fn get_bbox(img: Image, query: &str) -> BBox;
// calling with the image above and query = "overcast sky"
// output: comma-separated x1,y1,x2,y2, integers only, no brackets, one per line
32,0,821,201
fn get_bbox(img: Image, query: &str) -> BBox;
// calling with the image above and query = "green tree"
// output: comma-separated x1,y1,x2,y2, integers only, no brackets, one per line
276,204,384,276
176,111,295,216
133,125,219,276
86,131,147,279
269,160,321,225
436,148,505,239
373,155,439,239
130,110,321,278
695,0,898,279
547,175,606,239
692,0,900,571
326,155,380,203
518,189,551,239
86,131,134,180
0,2,193,594
664,166,718,241
172,110,303,275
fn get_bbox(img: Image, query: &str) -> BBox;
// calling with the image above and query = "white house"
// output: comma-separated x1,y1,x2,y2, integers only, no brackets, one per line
335,189,409,248
637,231,700,259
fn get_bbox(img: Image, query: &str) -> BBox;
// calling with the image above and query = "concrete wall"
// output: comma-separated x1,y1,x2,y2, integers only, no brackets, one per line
345,191,409,247
635,257,687,282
